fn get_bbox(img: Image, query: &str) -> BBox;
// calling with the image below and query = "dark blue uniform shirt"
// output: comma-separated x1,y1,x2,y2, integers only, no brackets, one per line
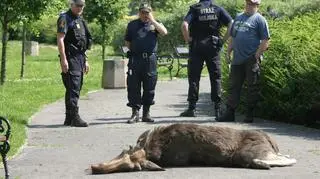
125,19,159,54
184,0,232,37
57,9,92,52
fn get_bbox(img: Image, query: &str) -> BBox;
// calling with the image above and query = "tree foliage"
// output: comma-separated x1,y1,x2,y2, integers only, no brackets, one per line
84,0,130,59
0,0,51,85
130,0,196,13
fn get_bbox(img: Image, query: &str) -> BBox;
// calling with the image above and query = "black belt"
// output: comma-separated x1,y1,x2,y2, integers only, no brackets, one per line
132,52,156,59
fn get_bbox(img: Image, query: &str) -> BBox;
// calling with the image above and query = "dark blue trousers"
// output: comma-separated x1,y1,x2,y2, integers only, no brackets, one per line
127,54,158,109
61,53,85,110
187,50,222,109
226,55,261,110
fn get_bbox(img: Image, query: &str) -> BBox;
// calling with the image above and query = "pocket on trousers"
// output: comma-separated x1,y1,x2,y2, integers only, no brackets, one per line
69,71,82,91
250,55,261,73
148,55,158,76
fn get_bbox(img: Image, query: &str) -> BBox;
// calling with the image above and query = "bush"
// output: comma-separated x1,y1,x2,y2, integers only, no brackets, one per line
256,12,320,124
157,7,187,54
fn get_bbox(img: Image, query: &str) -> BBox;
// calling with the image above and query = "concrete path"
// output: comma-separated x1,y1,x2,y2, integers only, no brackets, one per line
3,78,320,179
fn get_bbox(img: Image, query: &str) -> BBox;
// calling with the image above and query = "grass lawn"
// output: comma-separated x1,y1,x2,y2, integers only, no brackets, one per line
0,41,206,158
0,41,105,157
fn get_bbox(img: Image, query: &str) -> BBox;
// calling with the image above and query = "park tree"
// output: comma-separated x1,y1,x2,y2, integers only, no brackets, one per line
20,0,66,78
84,0,130,60
130,0,196,13
0,0,51,85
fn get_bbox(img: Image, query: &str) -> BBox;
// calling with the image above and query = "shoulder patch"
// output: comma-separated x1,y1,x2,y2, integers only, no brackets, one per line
59,20,66,29
57,15,68,33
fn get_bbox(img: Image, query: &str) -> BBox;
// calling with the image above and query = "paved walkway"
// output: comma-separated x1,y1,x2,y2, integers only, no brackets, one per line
2,78,320,179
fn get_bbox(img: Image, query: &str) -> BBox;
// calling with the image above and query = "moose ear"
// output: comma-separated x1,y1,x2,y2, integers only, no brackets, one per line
141,160,165,171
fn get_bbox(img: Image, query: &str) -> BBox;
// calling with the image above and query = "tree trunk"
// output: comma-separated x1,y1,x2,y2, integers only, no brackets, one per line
101,25,106,60
102,45,106,60
20,23,27,79
1,21,8,85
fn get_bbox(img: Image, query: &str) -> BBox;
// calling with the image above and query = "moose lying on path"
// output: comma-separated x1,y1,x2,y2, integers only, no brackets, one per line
90,123,296,174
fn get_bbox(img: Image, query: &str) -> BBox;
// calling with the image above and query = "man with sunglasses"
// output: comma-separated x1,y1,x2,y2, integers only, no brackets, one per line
57,0,92,127
218,0,270,123
125,3,167,124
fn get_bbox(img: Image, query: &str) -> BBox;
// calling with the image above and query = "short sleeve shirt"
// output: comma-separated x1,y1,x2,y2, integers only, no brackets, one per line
57,14,68,34
184,3,232,27
230,12,270,65
125,19,159,53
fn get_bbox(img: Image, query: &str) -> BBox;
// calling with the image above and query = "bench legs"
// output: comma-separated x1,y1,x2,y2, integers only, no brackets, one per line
0,117,11,179
1,153,9,179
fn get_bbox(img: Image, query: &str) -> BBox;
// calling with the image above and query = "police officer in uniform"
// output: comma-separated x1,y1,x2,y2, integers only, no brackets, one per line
125,3,167,124
57,0,92,127
180,0,233,119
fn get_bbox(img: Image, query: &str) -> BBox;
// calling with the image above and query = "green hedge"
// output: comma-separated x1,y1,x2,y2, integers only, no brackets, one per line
257,12,320,123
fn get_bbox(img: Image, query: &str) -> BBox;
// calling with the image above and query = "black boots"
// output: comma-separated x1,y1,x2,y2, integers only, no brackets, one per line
64,109,72,126
214,103,222,120
180,109,196,117
216,106,235,122
127,108,139,124
180,103,196,117
70,107,88,127
243,108,254,123
142,105,154,122
128,106,154,123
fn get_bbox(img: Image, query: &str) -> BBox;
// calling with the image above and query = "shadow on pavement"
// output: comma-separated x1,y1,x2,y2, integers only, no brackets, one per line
28,124,66,128
245,122,320,140
170,92,215,116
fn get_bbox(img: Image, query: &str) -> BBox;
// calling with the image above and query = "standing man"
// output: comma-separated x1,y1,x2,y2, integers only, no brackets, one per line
57,0,92,127
125,3,167,124
218,0,270,123
180,0,233,119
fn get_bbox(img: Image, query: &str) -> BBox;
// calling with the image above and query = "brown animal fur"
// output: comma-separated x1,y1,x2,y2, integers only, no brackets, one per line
91,123,296,174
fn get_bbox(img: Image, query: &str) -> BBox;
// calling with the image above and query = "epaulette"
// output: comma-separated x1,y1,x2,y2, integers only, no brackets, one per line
59,10,67,16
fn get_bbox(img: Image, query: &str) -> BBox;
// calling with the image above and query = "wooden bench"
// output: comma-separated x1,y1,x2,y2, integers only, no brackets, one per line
174,45,189,77
120,46,174,80
0,116,11,179
173,45,207,77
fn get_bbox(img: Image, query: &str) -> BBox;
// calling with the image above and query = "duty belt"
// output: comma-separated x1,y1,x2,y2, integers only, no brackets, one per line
132,52,156,59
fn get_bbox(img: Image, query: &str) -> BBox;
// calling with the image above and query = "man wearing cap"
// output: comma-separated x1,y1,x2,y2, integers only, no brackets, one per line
180,0,233,119
218,0,270,123
57,0,92,127
125,3,167,124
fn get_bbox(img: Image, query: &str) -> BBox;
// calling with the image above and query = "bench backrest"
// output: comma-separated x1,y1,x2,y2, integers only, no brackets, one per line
175,46,189,57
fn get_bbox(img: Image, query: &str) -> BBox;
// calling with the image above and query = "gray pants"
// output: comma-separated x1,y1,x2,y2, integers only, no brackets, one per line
226,55,261,110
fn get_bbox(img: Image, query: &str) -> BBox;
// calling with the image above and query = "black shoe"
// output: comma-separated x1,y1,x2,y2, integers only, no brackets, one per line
216,107,235,122
63,117,71,126
243,109,254,123
180,109,196,117
128,108,139,124
243,116,254,123
70,107,88,127
142,105,154,122
63,110,72,126
214,103,222,119
142,114,154,122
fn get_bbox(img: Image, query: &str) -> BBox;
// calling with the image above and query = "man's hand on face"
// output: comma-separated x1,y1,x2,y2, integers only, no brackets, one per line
146,12,155,22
